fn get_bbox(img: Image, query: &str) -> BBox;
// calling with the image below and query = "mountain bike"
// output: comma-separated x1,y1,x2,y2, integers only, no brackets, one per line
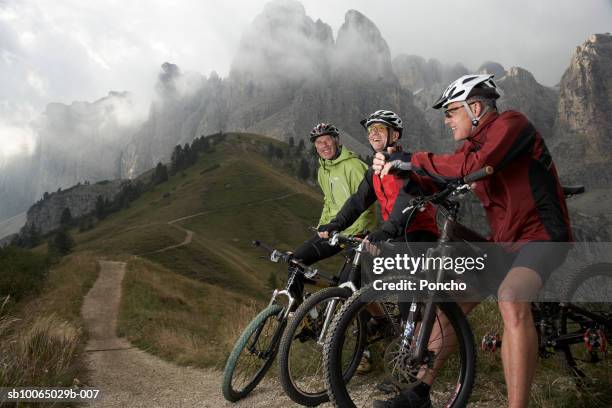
323,167,612,407
277,233,369,406
221,239,337,402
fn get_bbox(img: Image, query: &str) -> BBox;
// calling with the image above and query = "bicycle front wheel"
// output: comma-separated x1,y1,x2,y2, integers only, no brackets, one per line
222,304,285,402
324,285,476,408
278,286,367,406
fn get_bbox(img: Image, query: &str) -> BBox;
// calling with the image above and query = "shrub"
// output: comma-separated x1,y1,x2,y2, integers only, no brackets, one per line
0,247,49,301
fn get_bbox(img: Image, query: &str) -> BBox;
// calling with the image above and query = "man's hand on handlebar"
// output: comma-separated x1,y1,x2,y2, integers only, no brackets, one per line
317,222,341,239
372,152,412,178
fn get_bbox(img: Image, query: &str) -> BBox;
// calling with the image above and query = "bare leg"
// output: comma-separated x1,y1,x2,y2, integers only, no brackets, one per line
418,301,479,384
497,266,542,408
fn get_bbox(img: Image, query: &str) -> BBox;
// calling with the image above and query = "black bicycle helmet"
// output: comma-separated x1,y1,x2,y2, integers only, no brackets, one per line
309,123,340,142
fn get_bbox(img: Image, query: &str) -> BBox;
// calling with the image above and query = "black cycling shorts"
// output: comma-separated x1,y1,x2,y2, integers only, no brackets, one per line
478,241,572,295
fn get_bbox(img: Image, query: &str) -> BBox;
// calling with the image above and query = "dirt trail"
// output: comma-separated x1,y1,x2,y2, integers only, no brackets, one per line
80,192,352,407
82,260,299,407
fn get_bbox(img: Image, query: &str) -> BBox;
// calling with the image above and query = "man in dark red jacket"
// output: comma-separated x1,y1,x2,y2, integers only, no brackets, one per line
372,75,572,408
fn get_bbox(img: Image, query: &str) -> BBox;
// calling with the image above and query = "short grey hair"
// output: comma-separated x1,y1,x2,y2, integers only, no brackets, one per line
467,96,497,111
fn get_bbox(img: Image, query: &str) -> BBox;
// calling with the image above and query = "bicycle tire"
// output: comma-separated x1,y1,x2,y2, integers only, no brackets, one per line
222,304,284,402
558,262,612,378
324,285,476,408
278,287,366,406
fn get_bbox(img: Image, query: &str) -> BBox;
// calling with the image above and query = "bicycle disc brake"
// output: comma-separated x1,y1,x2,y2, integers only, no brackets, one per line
383,338,433,387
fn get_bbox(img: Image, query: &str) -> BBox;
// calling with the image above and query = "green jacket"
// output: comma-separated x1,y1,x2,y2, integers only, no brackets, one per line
317,147,377,235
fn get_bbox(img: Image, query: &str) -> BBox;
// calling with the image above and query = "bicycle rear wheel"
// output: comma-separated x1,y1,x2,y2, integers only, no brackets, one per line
558,263,612,387
222,304,285,402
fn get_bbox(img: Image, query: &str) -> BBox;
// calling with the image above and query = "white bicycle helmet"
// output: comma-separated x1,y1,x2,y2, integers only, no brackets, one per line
432,74,501,110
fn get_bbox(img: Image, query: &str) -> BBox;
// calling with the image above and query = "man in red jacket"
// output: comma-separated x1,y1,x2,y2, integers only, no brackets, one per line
372,75,572,408
318,110,438,244
318,110,439,376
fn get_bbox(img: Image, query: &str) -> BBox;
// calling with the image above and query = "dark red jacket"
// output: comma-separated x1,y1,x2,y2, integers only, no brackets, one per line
332,167,439,238
410,110,572,245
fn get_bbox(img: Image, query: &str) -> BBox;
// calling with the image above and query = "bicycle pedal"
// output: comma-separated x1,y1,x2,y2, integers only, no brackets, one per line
584,329,607,353
481,331,501,352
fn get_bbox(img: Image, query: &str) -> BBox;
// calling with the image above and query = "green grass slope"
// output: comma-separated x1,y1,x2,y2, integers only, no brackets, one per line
69,133,333,367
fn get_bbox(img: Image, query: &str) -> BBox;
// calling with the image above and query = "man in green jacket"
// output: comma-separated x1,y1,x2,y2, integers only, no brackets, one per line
289,123,376,297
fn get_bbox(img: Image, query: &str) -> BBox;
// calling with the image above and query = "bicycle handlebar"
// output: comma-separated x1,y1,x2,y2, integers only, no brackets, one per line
402,166,494,214
463,166,494,183
252,240,335,282
329,232,362,247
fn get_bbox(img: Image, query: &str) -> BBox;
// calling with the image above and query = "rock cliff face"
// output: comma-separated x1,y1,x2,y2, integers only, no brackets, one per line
392,55,469,93
20,180,124,236
0,91,138,220
497,67,559,140
393,58,562,152
121,2,437,176
477,61,506,79
122,63,206,177
2,0,612,227
553,33,612,187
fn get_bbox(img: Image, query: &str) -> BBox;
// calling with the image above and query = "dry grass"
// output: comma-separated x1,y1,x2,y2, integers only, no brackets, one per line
1,313,81,387
0,253,99,389
117,257,263,368
216,300,265,353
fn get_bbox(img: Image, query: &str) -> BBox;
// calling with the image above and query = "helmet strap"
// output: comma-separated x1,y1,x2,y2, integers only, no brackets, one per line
462,101,490,131
331,143,342,160
384,128,398,150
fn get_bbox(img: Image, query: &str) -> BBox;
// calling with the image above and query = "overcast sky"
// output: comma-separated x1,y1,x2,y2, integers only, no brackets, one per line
1,0,611,160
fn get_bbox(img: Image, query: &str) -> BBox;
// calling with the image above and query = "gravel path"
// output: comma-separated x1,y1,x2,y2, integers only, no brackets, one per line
82,260,302,407
81,261,498,407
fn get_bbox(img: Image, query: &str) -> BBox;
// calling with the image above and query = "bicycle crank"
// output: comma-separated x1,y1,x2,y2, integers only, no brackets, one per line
481,331,501,352
584,328,607,354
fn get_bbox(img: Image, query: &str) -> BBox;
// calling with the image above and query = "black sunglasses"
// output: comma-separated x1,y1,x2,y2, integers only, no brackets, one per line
443,102,476,118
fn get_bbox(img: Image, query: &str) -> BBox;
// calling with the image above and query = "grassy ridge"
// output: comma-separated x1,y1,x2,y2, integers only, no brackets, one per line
67,133,335,369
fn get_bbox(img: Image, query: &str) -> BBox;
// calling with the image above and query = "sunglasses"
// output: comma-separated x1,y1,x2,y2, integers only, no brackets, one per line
367,124,388,136
444,102,477,118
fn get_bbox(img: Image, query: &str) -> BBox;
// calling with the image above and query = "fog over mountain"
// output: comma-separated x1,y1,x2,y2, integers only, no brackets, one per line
1,0,611,230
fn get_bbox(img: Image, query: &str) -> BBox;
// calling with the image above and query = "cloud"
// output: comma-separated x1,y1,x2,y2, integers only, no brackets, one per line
0,124,35,163
0,0,610,162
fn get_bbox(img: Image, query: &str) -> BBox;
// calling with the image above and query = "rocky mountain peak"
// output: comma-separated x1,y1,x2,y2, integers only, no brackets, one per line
333,10,394,80
477,61,506,79
505,66,536,82
496,66,558,140
554,32,612,186
230,0,333,85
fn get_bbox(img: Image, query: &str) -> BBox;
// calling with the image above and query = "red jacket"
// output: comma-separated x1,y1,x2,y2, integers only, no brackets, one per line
332,166,439,238
410,111,572,245
371,170,438,236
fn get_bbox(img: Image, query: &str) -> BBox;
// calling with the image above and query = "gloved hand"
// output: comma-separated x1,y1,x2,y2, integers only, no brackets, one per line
373,152,412,177
317,222,341,233
366,229,393,243
317,222,342,239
